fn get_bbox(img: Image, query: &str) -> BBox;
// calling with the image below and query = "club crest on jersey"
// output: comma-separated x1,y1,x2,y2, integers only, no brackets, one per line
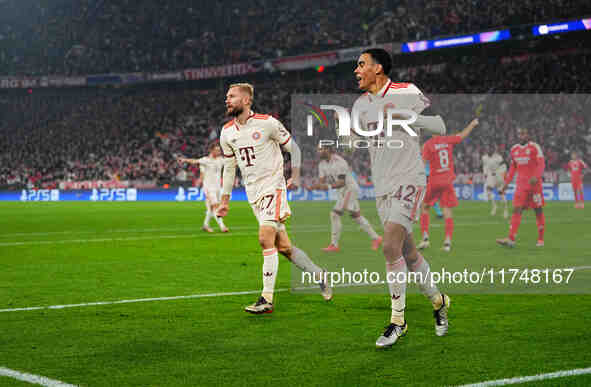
252,131,261,141
526,149,530,154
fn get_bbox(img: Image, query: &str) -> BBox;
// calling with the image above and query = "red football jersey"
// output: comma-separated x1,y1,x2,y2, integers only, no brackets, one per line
422,135,462,182
505,142,545,187
568,160,588,181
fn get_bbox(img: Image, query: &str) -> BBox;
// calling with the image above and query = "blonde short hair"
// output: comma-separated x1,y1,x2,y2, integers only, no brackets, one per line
229,83,254,103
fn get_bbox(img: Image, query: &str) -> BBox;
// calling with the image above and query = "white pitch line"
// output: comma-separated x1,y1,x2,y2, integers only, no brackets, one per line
457,366,591,386
0,366,77,387
1,266,589,314
0,229,327,247
0,288,289,313
0,218,581,247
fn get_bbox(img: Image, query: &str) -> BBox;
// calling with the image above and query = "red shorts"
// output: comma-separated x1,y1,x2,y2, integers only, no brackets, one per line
571,179,582,191
513,182,545,209
424,179,458,208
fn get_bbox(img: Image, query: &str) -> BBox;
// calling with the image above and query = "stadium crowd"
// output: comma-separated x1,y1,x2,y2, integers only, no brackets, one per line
1,48,590,189
1,0,590,75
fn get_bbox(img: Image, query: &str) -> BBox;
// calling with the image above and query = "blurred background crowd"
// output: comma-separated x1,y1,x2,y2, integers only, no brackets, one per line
1,0,590,189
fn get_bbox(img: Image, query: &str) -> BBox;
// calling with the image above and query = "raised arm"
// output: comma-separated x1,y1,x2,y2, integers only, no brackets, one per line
457,118,479,140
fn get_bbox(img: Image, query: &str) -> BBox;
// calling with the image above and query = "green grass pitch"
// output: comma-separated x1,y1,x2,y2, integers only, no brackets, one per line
0,200,590,386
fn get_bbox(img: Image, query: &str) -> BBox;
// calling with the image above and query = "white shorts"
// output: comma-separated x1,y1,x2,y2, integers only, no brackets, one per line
485,173,505,190
203,187,221,206
333,189,360,213
376,184,425,233
250,189,291,227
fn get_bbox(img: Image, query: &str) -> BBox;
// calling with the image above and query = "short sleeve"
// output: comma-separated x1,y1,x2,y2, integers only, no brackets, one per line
219,132,235,158
269,117,291,146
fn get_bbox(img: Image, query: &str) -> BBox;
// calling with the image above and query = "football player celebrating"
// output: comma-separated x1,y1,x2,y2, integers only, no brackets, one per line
217,83,332,314
352,48,450,348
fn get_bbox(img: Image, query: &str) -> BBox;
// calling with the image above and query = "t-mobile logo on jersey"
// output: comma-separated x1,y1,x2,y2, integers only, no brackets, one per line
239,146,256,166
303,103,418,149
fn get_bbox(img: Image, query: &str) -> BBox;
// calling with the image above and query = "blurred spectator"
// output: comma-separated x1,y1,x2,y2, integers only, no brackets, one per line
1,0,590,76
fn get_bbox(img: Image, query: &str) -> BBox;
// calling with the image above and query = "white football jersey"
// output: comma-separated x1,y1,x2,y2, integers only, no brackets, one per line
482,153,505,175
198,156,224,190
318,154,359,195
219,112,291,203
352,80,429,196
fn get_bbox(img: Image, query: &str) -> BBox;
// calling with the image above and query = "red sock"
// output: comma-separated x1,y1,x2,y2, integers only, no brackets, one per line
444,218,454,241
420,212,430,237
579,189,584,202
509,213,522,241
536,212,545,241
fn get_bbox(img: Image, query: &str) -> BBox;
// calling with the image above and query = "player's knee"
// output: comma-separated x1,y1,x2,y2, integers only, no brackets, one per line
349,211,361,219
332,209,344,216
258,236,275,250
258,230,276,250
383,241,402,262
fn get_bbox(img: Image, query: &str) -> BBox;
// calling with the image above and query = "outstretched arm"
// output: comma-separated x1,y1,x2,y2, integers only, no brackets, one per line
178,157,200,165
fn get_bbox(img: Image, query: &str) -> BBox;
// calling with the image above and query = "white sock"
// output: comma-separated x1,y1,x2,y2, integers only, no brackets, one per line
204,209,212,226
488,191,496,209
502,194,508,208
408,253,442,308
261,248,278,303
386,257,407,325
353,215,379,240
215,215,226,229
291,246,324,281
330,212,342,246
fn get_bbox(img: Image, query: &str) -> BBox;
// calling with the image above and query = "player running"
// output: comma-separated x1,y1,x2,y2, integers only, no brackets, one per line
418,118,479,252
305,146,382,252
352,48,451,348
482,145,509,218
567,151,588,209
496,127,546,247
217,83,332,314
178,142,229,233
